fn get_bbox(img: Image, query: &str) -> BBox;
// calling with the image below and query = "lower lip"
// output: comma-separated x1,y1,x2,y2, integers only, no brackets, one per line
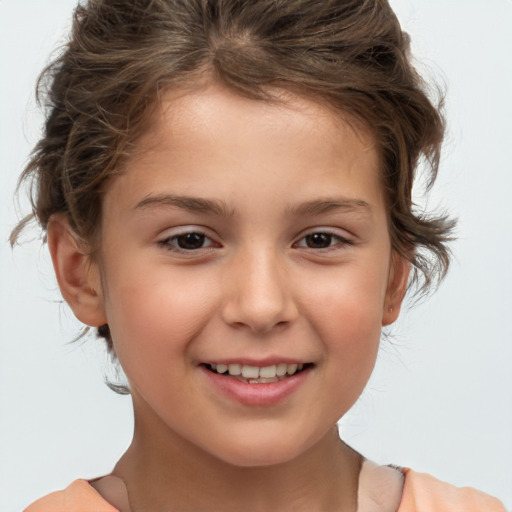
200,366,311,407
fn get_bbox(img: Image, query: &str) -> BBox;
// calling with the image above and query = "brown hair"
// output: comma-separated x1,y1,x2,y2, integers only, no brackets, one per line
12,0,454,359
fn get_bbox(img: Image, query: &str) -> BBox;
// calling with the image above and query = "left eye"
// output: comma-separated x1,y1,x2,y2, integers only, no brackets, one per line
295,232,349,249
159,232,214,251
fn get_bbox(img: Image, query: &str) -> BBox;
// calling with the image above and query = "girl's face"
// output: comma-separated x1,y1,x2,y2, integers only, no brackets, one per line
88,83,407,467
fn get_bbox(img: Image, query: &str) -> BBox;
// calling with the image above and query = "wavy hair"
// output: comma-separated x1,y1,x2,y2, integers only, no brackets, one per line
12,0,455,374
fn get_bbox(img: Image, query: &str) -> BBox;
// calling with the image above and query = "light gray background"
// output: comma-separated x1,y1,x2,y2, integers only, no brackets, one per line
1,1,511,510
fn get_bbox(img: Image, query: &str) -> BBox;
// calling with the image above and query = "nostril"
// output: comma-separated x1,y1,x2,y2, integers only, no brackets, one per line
220,263,299,333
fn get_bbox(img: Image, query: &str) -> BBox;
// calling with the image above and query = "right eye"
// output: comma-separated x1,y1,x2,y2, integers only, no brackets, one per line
158,230,217,252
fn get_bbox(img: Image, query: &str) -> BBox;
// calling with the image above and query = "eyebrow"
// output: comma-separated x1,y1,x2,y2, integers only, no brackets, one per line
134,194,234,217
285,197,372,217
134,194,371,218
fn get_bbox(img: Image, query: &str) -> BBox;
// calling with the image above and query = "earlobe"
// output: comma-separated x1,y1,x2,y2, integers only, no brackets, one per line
47,214,107,327
382,254,410,326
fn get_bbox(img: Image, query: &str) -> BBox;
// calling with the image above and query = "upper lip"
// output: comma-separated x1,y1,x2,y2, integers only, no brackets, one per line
200,358,310,366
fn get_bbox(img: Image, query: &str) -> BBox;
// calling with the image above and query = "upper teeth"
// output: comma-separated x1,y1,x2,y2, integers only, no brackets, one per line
210,363,304,378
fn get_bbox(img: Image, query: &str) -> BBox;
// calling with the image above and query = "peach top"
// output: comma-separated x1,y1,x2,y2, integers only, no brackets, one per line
24,467,506,512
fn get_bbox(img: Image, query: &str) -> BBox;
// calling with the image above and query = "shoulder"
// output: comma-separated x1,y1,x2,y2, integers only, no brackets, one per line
23,479,119,512
398,467,507,512
357,459,405,512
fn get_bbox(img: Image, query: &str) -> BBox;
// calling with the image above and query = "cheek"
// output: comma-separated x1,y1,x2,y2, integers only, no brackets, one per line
102,267,218,368
301,262,387,381
318,293,381,379
304,261,388,336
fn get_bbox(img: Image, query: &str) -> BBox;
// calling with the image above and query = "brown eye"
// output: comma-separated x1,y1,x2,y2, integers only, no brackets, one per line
159,231,215,252
294,231,352,251
304,233,334,249
174,233,206,250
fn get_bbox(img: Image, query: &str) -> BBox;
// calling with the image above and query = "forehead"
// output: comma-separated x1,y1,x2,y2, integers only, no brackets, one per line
138,82,376,161
108,82,383,218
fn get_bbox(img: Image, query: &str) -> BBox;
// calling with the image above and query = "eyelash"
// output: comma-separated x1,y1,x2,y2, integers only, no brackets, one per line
157,228,353,255
293,230,353,251
157,230,218,254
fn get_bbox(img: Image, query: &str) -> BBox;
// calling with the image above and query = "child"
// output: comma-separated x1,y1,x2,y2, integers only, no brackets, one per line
9,0,507,510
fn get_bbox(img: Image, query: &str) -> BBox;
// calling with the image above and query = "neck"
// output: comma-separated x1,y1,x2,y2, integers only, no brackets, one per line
113,408,361,512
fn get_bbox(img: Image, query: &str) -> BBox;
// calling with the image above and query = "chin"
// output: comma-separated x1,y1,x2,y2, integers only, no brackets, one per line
221,451,298,469
205,431,314,469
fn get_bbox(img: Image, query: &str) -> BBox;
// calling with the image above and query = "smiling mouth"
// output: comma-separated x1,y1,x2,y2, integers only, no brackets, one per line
203,363,313,384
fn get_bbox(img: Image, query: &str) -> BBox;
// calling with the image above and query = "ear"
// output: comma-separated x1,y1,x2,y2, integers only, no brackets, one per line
382,253,410,326
47,214,107,327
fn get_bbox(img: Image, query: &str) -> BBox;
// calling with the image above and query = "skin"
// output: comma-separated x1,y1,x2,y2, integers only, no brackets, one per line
48,83,409,511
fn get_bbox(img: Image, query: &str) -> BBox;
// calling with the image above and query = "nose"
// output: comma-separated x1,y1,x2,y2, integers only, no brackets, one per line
221,249,298,335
